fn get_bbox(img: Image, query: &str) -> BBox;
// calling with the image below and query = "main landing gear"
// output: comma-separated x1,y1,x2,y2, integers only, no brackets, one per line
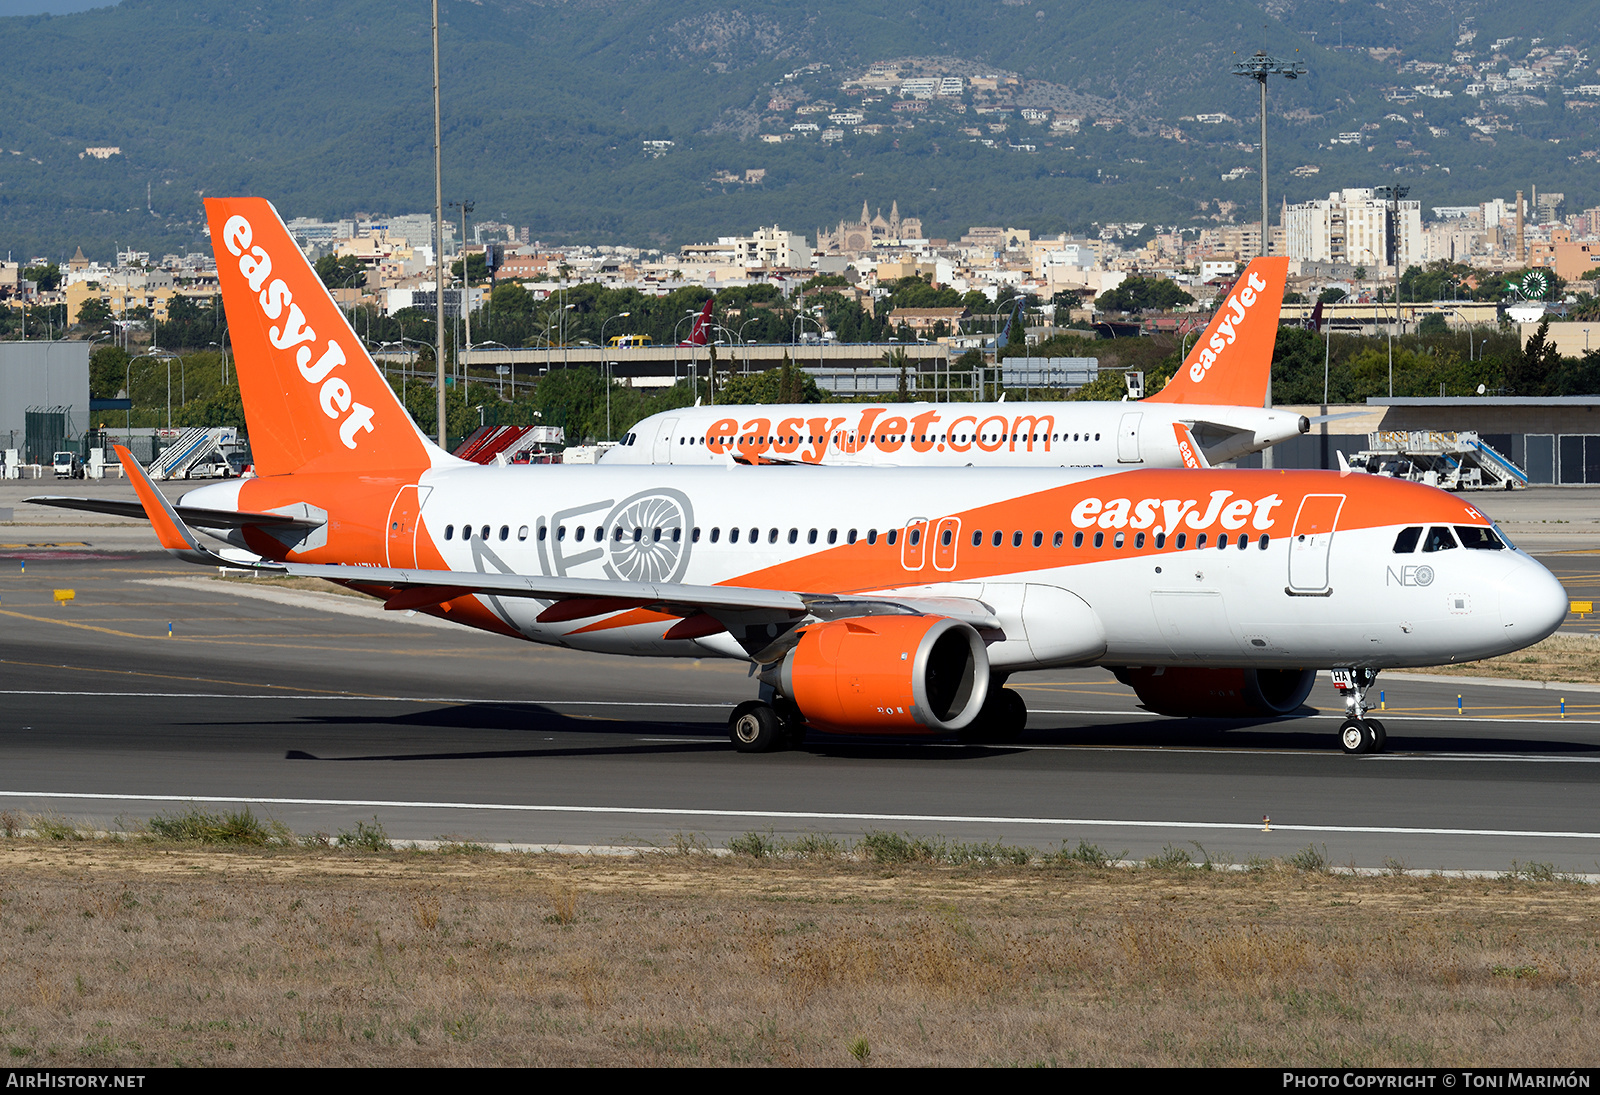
1331,668,1386,755
728,696,808,753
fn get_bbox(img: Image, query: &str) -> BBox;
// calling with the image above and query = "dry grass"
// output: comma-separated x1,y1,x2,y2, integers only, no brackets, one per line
0,838,1598,1066
1396,632,1600,684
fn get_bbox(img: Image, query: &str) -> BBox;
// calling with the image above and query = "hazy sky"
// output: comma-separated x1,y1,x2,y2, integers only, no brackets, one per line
0,1,116,15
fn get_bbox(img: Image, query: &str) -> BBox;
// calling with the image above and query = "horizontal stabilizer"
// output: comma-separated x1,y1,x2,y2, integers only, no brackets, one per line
24,496,321,531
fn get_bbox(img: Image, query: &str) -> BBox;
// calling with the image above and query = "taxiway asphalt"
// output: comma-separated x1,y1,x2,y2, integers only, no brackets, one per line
2,546,1598,873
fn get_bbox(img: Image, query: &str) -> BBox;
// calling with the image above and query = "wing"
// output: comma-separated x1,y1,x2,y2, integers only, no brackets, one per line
106,444,1000,661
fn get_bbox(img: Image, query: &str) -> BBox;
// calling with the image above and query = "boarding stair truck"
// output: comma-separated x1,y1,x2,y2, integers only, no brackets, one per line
453,424,567,465
146,427,240,480
1340,430,1528,491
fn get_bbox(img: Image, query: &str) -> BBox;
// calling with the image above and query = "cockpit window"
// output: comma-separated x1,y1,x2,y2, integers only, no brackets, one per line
1455,526,1505,550
1421,526,1458,553
1392,526,1422,554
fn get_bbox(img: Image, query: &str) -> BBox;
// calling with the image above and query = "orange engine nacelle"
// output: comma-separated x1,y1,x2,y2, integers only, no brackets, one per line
1114,667,1316,718
778,616,990,735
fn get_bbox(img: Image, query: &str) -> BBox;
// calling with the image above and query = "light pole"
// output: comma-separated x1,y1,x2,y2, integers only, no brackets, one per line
134,349,184,431
431,0,446,448
449,198,475,352
472,341,510,397
1231,50,1305,263
561,300,575,371
600,312,632,440
795,312,825,388
672,307,700,391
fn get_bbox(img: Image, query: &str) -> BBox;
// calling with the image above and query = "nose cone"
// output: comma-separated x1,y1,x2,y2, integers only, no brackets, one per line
1498,560,1568,648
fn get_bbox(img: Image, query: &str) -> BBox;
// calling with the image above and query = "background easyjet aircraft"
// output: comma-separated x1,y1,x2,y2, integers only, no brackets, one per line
603,257,1306,471
33,200,1568,756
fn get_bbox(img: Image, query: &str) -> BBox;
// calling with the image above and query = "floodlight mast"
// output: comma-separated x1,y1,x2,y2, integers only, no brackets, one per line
1231,48,1305,433
1231,50,1306,265
432,0,447,448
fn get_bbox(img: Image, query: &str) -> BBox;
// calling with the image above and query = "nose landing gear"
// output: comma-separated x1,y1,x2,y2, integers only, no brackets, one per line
1331,668,1387,754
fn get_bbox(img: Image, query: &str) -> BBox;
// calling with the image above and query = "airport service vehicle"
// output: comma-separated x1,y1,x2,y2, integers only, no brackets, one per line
52,451,83,479
30,199,1569,756
603,257,1307,471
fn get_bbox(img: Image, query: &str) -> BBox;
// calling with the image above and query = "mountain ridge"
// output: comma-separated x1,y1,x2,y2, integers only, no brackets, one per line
0,0,1594,259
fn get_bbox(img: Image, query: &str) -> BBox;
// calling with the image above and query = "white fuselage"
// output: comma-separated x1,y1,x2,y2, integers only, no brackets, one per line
600,401,1307,469
186,463,1564,676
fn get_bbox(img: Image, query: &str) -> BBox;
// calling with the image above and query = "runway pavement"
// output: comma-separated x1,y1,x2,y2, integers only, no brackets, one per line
3,539,1599,874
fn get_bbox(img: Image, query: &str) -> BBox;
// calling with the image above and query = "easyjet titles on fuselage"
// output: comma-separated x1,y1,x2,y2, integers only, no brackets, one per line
703,407,1074,463
1070,488,1283,536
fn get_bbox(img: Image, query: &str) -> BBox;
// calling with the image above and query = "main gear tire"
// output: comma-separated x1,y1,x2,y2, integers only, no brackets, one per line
729,701,785,753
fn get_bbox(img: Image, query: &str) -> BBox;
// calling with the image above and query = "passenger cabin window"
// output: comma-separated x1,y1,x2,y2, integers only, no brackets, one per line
444,525,454,540
518,526,529,541
1422,527,1458,553
1455,526,1505,550
1393,526,1423,554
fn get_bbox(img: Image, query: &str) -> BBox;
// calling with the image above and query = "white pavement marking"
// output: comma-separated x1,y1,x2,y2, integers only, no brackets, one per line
6,690,1600,726
0,690,732,707
1,790,1598,841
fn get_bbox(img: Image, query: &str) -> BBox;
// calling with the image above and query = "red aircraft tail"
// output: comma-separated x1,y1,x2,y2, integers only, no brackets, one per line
680,298,713,346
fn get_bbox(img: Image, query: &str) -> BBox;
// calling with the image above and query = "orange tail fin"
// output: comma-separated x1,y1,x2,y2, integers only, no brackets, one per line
205,197,455,477
1144,256,1288,407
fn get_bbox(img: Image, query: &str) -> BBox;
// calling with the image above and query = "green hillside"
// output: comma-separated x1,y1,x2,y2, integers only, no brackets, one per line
0,0,1596,260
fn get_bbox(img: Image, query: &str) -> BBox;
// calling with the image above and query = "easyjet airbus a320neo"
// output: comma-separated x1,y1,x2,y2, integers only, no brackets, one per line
604,256,1307,471
33,198,1568,756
